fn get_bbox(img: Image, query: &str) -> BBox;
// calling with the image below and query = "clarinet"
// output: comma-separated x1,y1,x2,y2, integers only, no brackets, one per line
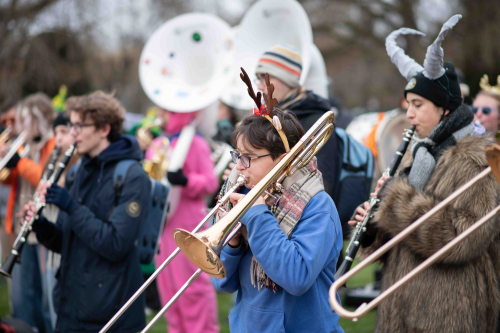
42,147,62,181
335,125,415,279
0,144,75,278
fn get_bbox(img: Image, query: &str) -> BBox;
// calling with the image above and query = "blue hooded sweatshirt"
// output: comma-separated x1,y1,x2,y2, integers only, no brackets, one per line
212,191,345,333
34,134,150,333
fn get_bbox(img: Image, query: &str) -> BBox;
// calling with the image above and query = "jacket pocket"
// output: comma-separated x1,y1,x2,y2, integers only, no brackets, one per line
77,271,124,323
229,300,286,333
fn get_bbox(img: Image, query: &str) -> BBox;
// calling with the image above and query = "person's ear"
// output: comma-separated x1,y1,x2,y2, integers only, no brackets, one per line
100,123,111,139
444,109,450,116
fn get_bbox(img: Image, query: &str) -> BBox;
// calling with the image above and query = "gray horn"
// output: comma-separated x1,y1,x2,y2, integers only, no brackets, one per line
386,28,425,81
423,14,462,80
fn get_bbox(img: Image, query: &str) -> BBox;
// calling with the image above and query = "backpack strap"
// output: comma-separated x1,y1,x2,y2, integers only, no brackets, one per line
112,159,136,207
66,161,82,189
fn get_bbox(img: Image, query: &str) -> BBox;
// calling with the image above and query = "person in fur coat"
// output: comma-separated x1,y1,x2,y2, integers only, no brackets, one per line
349,15,500,332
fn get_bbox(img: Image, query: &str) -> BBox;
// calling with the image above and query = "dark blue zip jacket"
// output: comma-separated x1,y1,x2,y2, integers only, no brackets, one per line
34,134,150,333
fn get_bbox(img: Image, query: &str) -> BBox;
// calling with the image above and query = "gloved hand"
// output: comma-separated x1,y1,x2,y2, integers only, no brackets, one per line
167,169,188,186
46,183,79,213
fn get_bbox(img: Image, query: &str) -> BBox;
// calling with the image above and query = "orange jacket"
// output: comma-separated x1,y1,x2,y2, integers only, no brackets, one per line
3,136,55,234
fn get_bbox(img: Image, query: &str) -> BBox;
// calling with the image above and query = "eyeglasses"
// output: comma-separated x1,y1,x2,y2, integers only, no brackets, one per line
230,150,272,168
470,106,496,115
69,122,95,133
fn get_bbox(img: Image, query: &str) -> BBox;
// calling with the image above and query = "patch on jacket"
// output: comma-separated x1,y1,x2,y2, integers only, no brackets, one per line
126,200,141,217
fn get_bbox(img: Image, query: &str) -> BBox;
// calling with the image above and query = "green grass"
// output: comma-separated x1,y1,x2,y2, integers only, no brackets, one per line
0,240,377,332
0,277,9,317
145,292,232,333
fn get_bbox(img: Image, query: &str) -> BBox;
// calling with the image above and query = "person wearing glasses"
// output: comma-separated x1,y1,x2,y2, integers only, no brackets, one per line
212,105,344,333
26,91,151,333
145,110,220,333
472,75,500,139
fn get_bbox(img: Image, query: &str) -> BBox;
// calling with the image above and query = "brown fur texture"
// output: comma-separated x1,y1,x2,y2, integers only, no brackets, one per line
361,134,500,333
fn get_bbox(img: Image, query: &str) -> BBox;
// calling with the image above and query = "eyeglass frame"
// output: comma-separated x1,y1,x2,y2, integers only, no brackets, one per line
470,106,497,115
68,121,95,133
230,150,272,168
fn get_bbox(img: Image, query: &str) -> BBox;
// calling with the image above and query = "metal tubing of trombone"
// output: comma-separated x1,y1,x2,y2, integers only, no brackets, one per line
141,222,244,333
329,166,492,320
99,206,219,333
142,269,203,333
100,176,248,333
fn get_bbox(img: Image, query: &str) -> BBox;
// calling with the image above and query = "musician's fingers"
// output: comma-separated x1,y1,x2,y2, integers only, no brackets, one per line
348,220,357,226
363,201,370,210
355,214,365,222
356,205,367,216
229,162,235,169
229,193,245,205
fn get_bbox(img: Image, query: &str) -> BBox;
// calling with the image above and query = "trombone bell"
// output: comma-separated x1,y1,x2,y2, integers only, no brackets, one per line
174,229,226,278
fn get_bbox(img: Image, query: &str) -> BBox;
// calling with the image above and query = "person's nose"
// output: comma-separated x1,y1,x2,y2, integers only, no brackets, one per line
235,158,246,171
69,126,78,138
406,106,415,120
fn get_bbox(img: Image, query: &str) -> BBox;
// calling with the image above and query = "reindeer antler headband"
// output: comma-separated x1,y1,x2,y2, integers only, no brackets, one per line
240,67,290,152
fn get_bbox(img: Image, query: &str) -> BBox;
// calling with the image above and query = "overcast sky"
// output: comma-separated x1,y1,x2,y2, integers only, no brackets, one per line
30,0,252,50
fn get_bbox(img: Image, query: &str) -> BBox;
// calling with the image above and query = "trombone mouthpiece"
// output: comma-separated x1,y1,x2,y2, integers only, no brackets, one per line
236,174,248,185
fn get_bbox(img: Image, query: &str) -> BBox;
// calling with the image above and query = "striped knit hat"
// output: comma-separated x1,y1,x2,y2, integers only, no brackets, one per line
256,44,302,88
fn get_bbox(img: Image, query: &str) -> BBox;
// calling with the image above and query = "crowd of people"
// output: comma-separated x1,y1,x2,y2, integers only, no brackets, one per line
0,11,498,333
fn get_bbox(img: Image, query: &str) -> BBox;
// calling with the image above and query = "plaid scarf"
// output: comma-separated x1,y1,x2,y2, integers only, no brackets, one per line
218,157,324,292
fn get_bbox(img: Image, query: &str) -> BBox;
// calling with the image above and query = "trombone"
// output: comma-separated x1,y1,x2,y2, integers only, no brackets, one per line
102,111,335,333
0,130,29,181
0,126,12,146
329,143,500,321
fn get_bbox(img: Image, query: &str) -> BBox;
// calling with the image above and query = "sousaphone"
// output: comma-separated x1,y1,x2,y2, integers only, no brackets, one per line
222,0,313,111
139,13,234,216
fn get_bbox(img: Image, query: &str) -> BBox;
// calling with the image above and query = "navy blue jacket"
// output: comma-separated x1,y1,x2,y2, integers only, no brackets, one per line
34,135,150,333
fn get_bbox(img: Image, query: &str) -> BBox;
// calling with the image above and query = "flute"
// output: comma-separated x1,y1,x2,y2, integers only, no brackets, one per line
335,126,415,279
0,144,75,278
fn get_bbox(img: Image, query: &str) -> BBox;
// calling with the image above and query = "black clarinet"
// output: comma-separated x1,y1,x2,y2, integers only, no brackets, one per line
335,125,415,279
42,147,62,181
0,144,75,278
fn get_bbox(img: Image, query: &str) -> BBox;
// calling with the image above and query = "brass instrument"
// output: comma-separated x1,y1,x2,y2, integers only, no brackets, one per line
100,174,249,333
329,144,500,321
137,122,169,181
0,126,12,146
141,111,335,332
0,131,29,181
101,111,335,333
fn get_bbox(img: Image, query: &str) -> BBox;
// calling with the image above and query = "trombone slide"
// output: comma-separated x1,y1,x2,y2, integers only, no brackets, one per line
329,164,495,320
99,175,249,333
